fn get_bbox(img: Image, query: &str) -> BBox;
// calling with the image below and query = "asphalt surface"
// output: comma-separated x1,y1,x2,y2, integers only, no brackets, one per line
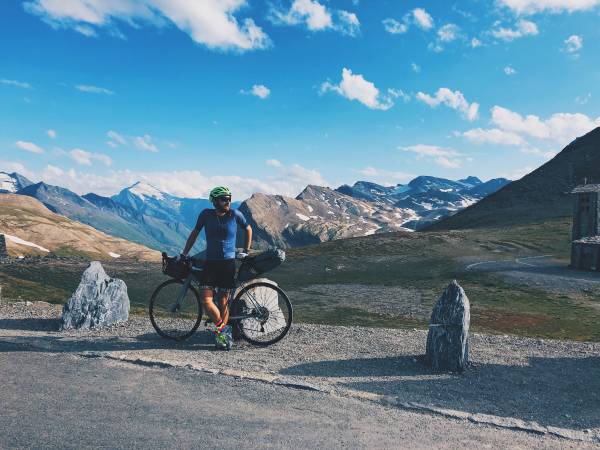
0,341,588,450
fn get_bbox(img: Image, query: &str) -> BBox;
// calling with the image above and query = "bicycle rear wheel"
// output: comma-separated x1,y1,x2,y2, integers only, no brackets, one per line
149,279,202,341
232,282,293,346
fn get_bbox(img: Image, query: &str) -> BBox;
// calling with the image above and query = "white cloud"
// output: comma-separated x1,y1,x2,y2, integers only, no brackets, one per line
0,160,36,179
382,18,407,34
435,156,462,168
575,93,591,105
491,19,538,41
462,105,600,152
75,84,114,95
266,159,283,167
36,162,328,199
107,130,126,145
504,66,517,75
383,8,433,36
438,23,460,42
498,0,600,14
24,0,271,52
519,147,557,159
354,166,415,185
43,164,65,178
416,88,479,121
269,0,359,35
412,8,434,30
241,84,271,99
15,140,44,154
1,78,31,89
336,10,360,36
273,0,332,30
500,165,535,181
47,129,57,139
388,88,410,102
74,24,97,37
134,134,159,153
399,144,460,158
399,144,463,169
320,68,396,110
471,37,482,48
69,148,112,166
491,106,600,146
564,35,583,53
462,128,527,146
411,62,421,73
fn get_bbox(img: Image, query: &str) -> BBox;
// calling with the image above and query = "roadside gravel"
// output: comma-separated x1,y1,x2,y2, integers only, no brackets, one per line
1,301,599,438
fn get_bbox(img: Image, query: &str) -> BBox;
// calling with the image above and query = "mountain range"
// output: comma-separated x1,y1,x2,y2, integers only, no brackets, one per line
0,170,509,252
12,180,213,254
427,127,600,231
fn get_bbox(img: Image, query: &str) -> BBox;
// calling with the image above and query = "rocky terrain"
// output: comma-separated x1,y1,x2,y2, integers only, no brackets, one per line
0,194,160,261
427,126,600,231
238,185,412,249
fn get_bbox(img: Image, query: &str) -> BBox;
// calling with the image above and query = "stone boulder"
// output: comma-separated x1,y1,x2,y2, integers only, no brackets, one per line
0,234,7,259
61,261,129,330
425,280,470,372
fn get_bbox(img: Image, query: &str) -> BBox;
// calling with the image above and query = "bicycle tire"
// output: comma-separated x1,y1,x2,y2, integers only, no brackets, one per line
231,281,293,346
149,279,202,341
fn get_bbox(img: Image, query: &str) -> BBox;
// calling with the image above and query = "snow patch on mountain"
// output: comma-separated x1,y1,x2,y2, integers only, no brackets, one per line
2,233,50,252
128,181,165,200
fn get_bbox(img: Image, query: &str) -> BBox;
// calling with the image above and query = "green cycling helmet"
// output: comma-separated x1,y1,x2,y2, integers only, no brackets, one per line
209,186,232,201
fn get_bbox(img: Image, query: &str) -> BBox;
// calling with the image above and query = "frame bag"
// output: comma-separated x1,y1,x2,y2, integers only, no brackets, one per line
238,248,285,283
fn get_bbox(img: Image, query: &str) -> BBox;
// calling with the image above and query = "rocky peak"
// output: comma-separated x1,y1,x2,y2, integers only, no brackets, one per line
0,171,33,193
123,181,166,200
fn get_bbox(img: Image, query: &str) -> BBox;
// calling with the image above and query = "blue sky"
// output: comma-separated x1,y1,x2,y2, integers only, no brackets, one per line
1,0,599,199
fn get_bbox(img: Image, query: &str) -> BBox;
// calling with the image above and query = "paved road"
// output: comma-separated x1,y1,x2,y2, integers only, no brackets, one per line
0,341,588,449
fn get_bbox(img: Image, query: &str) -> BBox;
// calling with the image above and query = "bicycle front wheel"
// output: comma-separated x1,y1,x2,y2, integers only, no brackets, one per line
232,282,293,346
149,279,202,341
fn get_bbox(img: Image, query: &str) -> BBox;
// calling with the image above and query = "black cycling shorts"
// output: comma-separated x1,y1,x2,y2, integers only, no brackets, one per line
196,259,236,291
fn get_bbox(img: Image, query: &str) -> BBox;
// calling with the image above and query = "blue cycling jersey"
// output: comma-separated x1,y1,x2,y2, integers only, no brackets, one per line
194,208,248,260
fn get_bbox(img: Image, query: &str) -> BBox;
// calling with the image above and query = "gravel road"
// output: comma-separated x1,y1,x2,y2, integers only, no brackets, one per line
2,300,600,446
3,343,589,450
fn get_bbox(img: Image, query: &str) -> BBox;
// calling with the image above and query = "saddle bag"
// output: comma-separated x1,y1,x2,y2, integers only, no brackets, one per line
161,252,190,280
238,248,285,283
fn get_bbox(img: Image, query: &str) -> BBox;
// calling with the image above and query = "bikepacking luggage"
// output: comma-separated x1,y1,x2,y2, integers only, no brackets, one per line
237,248,285,283
161,252,190,280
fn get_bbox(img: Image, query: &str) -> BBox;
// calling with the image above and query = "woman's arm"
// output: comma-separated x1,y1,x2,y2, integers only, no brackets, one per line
181,228,199,256
243,225,252,252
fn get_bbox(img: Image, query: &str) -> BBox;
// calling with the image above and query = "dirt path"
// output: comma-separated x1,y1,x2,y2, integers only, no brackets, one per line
465,255,600,298
1,301,599,445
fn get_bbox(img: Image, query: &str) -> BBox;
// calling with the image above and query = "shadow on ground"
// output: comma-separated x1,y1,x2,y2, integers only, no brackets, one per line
281,354,600,431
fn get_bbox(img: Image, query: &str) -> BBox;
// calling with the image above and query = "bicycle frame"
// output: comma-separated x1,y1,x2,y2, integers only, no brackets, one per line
169,264,266,321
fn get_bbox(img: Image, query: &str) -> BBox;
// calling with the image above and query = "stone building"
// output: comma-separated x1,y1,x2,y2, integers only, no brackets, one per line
570,184,600,271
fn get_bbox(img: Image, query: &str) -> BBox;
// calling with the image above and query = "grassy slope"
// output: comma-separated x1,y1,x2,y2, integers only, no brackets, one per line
267,217,600,341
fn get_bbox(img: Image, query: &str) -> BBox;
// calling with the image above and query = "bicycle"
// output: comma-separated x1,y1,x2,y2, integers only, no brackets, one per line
149,252,293,346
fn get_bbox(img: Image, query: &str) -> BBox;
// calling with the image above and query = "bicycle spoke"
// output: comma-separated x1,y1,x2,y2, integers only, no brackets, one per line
150,280,201,341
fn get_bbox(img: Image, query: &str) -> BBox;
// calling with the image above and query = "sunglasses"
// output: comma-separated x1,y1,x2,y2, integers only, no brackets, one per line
217,196,232,203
